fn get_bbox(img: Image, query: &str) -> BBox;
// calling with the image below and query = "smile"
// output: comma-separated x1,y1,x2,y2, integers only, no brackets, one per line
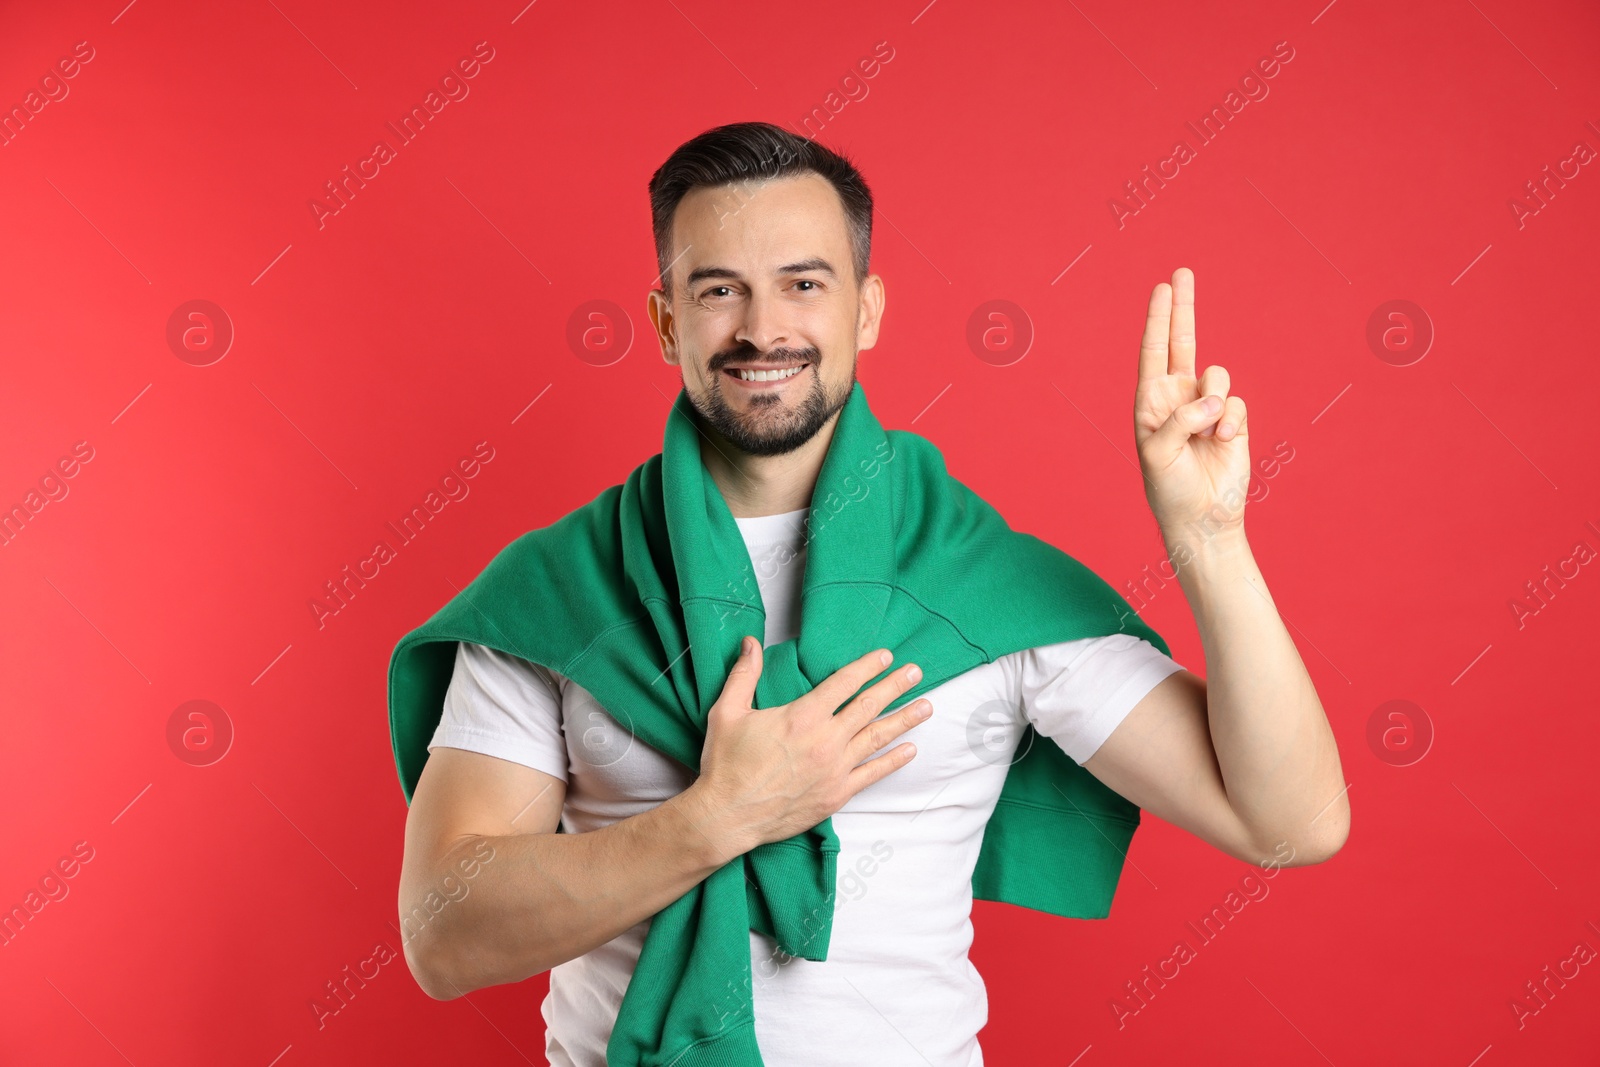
724,364,808,385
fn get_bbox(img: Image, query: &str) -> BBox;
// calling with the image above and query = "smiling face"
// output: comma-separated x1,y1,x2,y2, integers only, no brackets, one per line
648,172,884,457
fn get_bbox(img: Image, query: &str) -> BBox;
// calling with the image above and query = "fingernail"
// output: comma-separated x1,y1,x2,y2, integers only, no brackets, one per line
912,700,931,719
906,665,922,683
1203,395,1223,415
1218,422,1233,437
879,649,893,667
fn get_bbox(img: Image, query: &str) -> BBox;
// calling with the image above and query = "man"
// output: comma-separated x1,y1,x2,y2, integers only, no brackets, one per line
390,121,1348,1066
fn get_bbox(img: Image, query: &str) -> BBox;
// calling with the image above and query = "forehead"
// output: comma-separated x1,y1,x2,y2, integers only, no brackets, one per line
670,172,850,279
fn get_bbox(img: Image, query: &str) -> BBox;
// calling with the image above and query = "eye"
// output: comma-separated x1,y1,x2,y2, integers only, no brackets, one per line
793,279,820,292
705,285,734,298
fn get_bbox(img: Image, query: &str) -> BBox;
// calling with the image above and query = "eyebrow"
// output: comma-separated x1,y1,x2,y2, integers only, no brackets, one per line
684,257,839,289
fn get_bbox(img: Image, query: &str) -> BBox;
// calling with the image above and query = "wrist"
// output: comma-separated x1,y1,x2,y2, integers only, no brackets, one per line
1159,521,1250,580
669,781,747,869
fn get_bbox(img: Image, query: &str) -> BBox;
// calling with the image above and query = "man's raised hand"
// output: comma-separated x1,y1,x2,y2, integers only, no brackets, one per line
1134,267,1252,540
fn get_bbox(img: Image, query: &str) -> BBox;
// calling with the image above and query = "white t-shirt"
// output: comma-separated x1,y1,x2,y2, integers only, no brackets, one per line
430,507,1184,1067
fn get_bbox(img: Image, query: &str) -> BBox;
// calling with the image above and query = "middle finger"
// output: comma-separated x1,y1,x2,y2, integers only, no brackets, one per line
836,660,925,729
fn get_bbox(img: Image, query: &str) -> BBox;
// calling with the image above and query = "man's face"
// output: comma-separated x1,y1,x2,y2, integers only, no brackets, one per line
648,172,884,457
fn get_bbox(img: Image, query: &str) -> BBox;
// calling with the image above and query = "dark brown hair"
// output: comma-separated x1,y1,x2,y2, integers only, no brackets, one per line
648,121,873,297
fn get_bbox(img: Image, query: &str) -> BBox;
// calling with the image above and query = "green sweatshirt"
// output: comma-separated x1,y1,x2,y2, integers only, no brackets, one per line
388,380,1169,1065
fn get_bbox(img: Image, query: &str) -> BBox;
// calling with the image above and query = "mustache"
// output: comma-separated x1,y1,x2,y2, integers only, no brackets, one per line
710,345,819,372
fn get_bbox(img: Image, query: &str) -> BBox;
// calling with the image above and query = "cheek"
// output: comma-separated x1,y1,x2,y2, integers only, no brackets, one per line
815,334,856,385
681,314,736,369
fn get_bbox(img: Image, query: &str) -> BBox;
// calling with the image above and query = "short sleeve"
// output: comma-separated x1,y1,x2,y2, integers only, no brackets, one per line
1010,633,1186,765
429,641,571,782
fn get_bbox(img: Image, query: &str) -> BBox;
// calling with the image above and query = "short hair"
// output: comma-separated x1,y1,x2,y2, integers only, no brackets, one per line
648,121,873,298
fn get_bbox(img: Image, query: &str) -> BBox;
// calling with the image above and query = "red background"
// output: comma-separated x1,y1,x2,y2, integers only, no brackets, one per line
2,0,1597,1064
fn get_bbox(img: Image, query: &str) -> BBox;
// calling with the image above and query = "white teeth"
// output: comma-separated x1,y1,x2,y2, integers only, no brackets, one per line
734,365,805,382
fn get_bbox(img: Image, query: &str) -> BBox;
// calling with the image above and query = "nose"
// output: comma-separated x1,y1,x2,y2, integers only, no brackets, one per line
733,288,790,354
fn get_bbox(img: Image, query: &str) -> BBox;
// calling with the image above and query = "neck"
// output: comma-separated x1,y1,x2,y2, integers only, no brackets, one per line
696,411,842,518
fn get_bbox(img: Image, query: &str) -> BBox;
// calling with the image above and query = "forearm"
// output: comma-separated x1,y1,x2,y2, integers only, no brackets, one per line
405,785,739,998
1163,523,1349,862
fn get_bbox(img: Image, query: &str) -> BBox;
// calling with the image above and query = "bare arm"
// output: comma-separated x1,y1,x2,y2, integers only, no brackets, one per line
397,639,932,1000
1085,266,1349,868
1084,529,1349,866
398,746,734,1000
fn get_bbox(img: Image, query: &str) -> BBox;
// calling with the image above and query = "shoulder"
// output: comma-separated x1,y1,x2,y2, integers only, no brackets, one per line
1007,632,1175,669
475,477,633,596
402,469,647,664
1003,633,1182,694
456,640,566,694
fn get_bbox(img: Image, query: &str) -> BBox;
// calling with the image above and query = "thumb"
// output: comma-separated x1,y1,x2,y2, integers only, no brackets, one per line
719,635,763,711
1145,393,1222,467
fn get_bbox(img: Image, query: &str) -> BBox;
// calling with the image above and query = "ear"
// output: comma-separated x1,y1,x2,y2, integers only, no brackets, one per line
648,288,680,367
855,272,886,352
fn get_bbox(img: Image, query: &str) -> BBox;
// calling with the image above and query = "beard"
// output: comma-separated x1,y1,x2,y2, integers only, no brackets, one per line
688,345,855,457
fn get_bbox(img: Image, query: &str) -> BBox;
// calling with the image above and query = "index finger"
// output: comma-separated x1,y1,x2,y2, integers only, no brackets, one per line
1138,280,1172,384
835,659,924,731
802,647,894,716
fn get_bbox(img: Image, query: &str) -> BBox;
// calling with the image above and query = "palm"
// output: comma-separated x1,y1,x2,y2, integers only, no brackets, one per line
1133,268,1250,537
